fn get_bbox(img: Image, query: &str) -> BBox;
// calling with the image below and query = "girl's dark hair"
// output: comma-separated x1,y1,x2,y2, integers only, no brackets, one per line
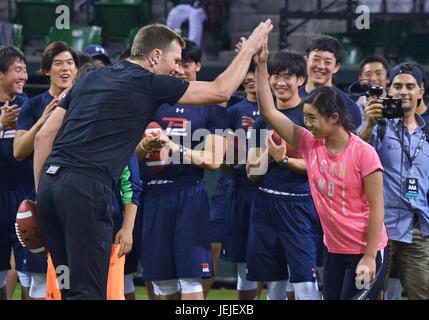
39,41,78,75
301,86,356,132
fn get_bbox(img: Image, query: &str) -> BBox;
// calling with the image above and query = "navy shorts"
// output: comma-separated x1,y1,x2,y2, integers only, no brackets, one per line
322,246,389,300
209,172,232,243
0,188,47,273
246,192,321,283
140,181,213,281
221,185,257,263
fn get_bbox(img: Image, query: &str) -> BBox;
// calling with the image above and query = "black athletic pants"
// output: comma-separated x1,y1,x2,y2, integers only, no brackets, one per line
37,166,115,300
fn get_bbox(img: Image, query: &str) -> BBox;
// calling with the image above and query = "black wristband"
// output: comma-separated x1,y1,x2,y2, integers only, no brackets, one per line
179,144,187,157
277,155,289,167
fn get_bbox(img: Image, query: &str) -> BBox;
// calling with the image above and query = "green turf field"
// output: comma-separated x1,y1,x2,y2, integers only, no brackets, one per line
11,283,268,300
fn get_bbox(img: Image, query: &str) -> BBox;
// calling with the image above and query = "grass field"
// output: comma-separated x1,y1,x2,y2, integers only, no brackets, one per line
11,283,268,300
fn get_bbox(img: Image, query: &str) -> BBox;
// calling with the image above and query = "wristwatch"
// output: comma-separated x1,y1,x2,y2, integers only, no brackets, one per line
179,144,187,157
277,155,289,167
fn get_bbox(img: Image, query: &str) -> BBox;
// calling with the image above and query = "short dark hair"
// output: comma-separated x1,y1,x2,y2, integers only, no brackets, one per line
75,62,99,83
305,35,343,64
0,45,26,74
182,38,202,63
301,86,356,132
131,24,185,59
39,41,79,75
268,50,306,79
359,55,389,75
76,51,93,67
247,60,255,73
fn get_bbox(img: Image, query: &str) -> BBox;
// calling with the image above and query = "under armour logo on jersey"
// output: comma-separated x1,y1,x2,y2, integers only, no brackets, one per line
252,111,259,116
176,108,184,113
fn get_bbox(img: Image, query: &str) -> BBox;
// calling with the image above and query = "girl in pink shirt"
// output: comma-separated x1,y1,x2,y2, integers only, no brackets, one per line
254,40,388,299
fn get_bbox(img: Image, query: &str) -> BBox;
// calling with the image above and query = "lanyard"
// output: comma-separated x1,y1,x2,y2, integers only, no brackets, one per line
390,119,425,168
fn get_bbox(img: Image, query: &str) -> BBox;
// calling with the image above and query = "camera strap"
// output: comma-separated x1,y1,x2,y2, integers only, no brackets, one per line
390,119,425,169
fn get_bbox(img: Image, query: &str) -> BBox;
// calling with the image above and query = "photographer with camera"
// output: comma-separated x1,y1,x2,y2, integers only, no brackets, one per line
355,56,389,121
359,62,429,300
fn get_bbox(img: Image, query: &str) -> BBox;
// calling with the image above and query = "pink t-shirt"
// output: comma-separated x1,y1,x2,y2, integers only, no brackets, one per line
298,128,388,254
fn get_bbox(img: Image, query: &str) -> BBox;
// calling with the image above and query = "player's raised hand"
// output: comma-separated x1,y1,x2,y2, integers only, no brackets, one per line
241,19,273,56
253,36,269,65
234,37,246,54
39,97,59,124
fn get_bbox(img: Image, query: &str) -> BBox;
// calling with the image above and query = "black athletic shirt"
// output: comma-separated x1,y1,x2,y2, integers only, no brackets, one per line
46,60,189,183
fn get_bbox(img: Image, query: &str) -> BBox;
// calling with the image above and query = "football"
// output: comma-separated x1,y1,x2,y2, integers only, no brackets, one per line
15,200,47,257
144,122,169,173
271,130,301,159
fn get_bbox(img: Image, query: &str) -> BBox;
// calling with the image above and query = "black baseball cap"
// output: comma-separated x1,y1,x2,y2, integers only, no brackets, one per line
389,62,423,87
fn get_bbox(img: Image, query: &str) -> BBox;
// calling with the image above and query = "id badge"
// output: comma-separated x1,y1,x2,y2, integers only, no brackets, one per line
405,177,419,197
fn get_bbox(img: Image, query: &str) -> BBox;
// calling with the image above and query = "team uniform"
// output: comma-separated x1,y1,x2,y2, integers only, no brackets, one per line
139,103,228,282
0,94,47,296
116,152,143,296
221,98,259,263
208,94,243,243
36,60,189,299
208,170,232,243
299,85,363,128
298,128,388,299
247,105,323,300
15,92,62,296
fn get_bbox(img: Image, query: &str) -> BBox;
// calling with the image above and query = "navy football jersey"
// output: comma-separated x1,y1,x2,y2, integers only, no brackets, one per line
17,90,54,132
0,94,33,190
46,60,189,184
140,104,229,184
252,105,310,194
227,98,260,190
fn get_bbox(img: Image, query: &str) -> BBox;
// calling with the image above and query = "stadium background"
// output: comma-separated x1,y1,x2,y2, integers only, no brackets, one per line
1,0,428,297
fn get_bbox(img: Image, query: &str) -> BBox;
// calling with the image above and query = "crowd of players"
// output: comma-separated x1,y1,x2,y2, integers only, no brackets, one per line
0,19,428,300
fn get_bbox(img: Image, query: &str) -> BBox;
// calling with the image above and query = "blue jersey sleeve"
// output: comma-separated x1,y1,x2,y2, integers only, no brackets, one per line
120,152,143,206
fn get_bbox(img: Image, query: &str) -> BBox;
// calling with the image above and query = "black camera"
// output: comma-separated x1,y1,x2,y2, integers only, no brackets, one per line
349,81,404,119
